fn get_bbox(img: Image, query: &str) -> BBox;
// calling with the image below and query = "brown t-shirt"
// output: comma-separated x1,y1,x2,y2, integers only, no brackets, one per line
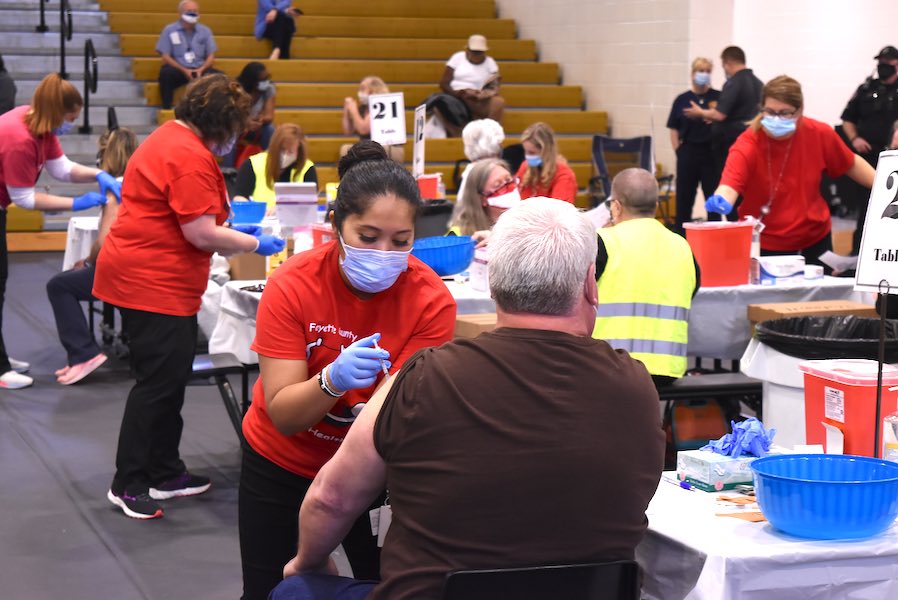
372,327,665,600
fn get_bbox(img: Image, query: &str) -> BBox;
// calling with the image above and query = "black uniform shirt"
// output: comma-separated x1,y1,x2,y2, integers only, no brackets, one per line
841,77,898,152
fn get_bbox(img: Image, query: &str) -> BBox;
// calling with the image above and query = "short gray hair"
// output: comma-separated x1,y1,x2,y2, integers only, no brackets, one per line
462,119,505,161
489,197,597,315
612,168,658,217
178,0,198,13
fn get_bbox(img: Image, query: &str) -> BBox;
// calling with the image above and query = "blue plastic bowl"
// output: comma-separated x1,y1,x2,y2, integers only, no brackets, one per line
751,454,898,540
412,236,475,277
231,200,267,224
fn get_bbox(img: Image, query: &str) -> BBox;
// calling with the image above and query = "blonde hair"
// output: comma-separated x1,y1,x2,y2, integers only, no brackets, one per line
691,57,712,72
265,123,307,188
97,128,138,178
748,75,803,132
520,122,558,191
360,76,389,95
450,158,509,235
25,73,83,136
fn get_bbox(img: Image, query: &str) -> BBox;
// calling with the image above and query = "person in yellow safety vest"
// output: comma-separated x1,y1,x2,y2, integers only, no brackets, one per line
233,123,317,215
593,168,700,385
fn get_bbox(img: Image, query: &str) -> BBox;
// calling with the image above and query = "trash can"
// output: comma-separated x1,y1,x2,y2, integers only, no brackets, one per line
741,315,898,448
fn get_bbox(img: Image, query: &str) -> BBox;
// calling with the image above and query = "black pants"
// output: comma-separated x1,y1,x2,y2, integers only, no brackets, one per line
46,264,101,365
0,210,10,373
158,65,222,109
675,142,719,230
851,151,879,255
112,308,197,493
239,444,382,600
263,11,296,59
762,231,834,274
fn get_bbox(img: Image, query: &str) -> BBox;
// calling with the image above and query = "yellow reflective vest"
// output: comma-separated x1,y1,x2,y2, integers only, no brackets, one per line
593,218,696,378
248,152,315,209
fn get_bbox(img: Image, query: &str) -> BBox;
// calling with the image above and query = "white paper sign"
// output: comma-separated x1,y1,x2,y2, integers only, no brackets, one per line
412,103,426,178
369,92,406,148
854,150,898,292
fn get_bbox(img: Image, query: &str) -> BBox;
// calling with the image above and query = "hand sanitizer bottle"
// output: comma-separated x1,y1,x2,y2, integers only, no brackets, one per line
882,399,898,462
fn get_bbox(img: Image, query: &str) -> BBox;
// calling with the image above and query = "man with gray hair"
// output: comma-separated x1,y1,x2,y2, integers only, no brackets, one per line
594,168,699,385
269,197,665,600
155,0,218,109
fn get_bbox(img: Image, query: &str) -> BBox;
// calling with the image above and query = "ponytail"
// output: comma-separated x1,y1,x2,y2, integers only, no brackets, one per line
25,73,83,136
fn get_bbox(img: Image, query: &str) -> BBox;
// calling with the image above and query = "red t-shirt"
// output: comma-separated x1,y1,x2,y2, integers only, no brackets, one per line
720,117,855,251
92,121,229,316
515,160,578,204
0,106,63,209
242,241,457,478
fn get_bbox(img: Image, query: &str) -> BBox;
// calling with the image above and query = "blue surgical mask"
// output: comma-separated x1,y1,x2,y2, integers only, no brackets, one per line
760,115,797,138
211,134,237,157
257,79,272,92
693,72,711,87
53,120,76,136
339,236,410,293
525,154,542,168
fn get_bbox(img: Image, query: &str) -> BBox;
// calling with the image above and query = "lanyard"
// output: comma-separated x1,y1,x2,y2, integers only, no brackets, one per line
761,134,795,224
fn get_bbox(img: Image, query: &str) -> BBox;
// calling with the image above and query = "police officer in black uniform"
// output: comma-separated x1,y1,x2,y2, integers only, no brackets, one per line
841,45,898,254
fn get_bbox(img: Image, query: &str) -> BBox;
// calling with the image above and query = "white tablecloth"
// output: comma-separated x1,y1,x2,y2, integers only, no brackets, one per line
637,475,898,599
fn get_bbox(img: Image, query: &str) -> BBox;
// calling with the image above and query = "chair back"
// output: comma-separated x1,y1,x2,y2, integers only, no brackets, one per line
442,560,640,600
415,199,455,239
591,135,654,199
501,143,526,175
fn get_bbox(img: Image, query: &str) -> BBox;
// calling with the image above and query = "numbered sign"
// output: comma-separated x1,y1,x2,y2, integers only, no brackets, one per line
855,150,898,292
412,103,426,178
369,92,406,148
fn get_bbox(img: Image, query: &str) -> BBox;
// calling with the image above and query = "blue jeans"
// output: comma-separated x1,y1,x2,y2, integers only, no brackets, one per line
268,574,376,600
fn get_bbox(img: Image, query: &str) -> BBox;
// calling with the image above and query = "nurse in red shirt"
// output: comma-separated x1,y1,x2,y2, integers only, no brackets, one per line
93,74,285,521
706,75,875,266
516,121,578,204
238,141,457,600
0,73,113,389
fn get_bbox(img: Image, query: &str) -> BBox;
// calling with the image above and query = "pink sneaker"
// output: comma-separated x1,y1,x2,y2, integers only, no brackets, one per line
55,365,71,377
58,354,108,386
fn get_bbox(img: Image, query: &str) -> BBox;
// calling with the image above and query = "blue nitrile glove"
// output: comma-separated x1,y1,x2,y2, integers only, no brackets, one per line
96,171,122,203
72,191,107,211
328,333,392,392
704,194,733,215
253,234,286,256
232,223,262,236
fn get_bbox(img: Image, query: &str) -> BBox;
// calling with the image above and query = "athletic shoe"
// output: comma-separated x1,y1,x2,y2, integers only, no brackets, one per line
0,370,33,389
149,472,212,500
9,358,30,373
107,488,163,520
57,353,107,386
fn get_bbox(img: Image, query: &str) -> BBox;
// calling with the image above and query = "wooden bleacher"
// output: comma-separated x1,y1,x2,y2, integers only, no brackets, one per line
100,0,608,207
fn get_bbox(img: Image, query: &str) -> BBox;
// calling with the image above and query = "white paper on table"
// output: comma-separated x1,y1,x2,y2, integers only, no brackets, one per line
818,251,858,273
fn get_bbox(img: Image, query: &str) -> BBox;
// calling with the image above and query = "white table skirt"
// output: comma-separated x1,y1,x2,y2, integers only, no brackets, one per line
637,474,898,599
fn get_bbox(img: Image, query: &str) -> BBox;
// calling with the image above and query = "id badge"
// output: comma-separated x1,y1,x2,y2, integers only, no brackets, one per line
183,51,196,65
169,31,181,45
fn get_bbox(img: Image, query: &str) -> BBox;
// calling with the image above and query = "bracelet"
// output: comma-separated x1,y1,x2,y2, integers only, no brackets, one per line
318,365,345,398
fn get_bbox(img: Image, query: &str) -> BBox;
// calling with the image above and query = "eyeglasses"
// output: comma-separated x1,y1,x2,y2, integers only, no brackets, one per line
760,107,798,118
482,176,519,199
603,197,617,210
240,283,266,293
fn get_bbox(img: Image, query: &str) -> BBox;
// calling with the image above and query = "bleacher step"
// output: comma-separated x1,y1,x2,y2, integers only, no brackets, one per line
0,8,108,30
5,55,133,78
0,31,120,51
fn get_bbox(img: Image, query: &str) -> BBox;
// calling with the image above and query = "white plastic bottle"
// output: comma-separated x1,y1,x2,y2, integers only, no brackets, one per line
882,400,898,462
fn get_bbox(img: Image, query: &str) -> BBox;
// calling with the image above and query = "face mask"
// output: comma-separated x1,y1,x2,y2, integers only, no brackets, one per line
693,72,711,87
280,152,297,170
486,187,521,209
878,63,897,80
760,115,797,138
357,91,369,105
525,154,542,168
181,12,199,24
53,120,76,136
211,134,237,157
257,79,272,92
339,237,410,293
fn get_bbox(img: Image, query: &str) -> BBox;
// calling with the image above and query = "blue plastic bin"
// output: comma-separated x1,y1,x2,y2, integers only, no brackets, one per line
412,236,475,277
231,201,267,224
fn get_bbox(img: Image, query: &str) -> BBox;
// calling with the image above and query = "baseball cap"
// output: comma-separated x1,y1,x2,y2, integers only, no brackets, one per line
467,34,489,52
874,46,898,60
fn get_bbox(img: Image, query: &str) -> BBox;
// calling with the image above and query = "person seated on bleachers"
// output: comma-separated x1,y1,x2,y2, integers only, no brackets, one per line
341,76,404,162
233,123,318,215
455,118,505,209
516,122,578,204
156,0,219,109
47,128,138,385
431,34,505,137
448,157,519,239
593,168,700,387
269,197,664,600
255,1,302,61
223,61,278,167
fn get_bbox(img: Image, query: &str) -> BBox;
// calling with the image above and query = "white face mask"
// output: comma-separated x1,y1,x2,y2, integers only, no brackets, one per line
339,236,410,293
486,187,521,209
358,91,369,105
280,152,297,170
257,80,272,93
181,12,199,24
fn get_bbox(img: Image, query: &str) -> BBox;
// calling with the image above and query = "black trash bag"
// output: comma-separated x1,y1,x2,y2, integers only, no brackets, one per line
755,315,898,362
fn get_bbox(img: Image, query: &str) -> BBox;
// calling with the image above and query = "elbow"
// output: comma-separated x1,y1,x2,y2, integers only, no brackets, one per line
182,230,217,253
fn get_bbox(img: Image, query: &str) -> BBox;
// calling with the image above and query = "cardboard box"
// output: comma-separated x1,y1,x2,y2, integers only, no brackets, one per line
229,237,296,281
455,313,497,338
676,449,757,492
748,300,878,326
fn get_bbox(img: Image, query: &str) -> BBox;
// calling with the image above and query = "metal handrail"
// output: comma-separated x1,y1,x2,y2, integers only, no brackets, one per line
36,0,49,32
59,0,73,79
79,39,98,134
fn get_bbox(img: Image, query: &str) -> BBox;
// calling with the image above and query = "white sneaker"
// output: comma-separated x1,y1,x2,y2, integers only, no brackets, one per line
0,370,33,389
9,358,30,374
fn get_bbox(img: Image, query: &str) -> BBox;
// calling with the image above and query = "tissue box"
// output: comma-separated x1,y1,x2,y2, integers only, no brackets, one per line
753,255,805,284
676,449,758,492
